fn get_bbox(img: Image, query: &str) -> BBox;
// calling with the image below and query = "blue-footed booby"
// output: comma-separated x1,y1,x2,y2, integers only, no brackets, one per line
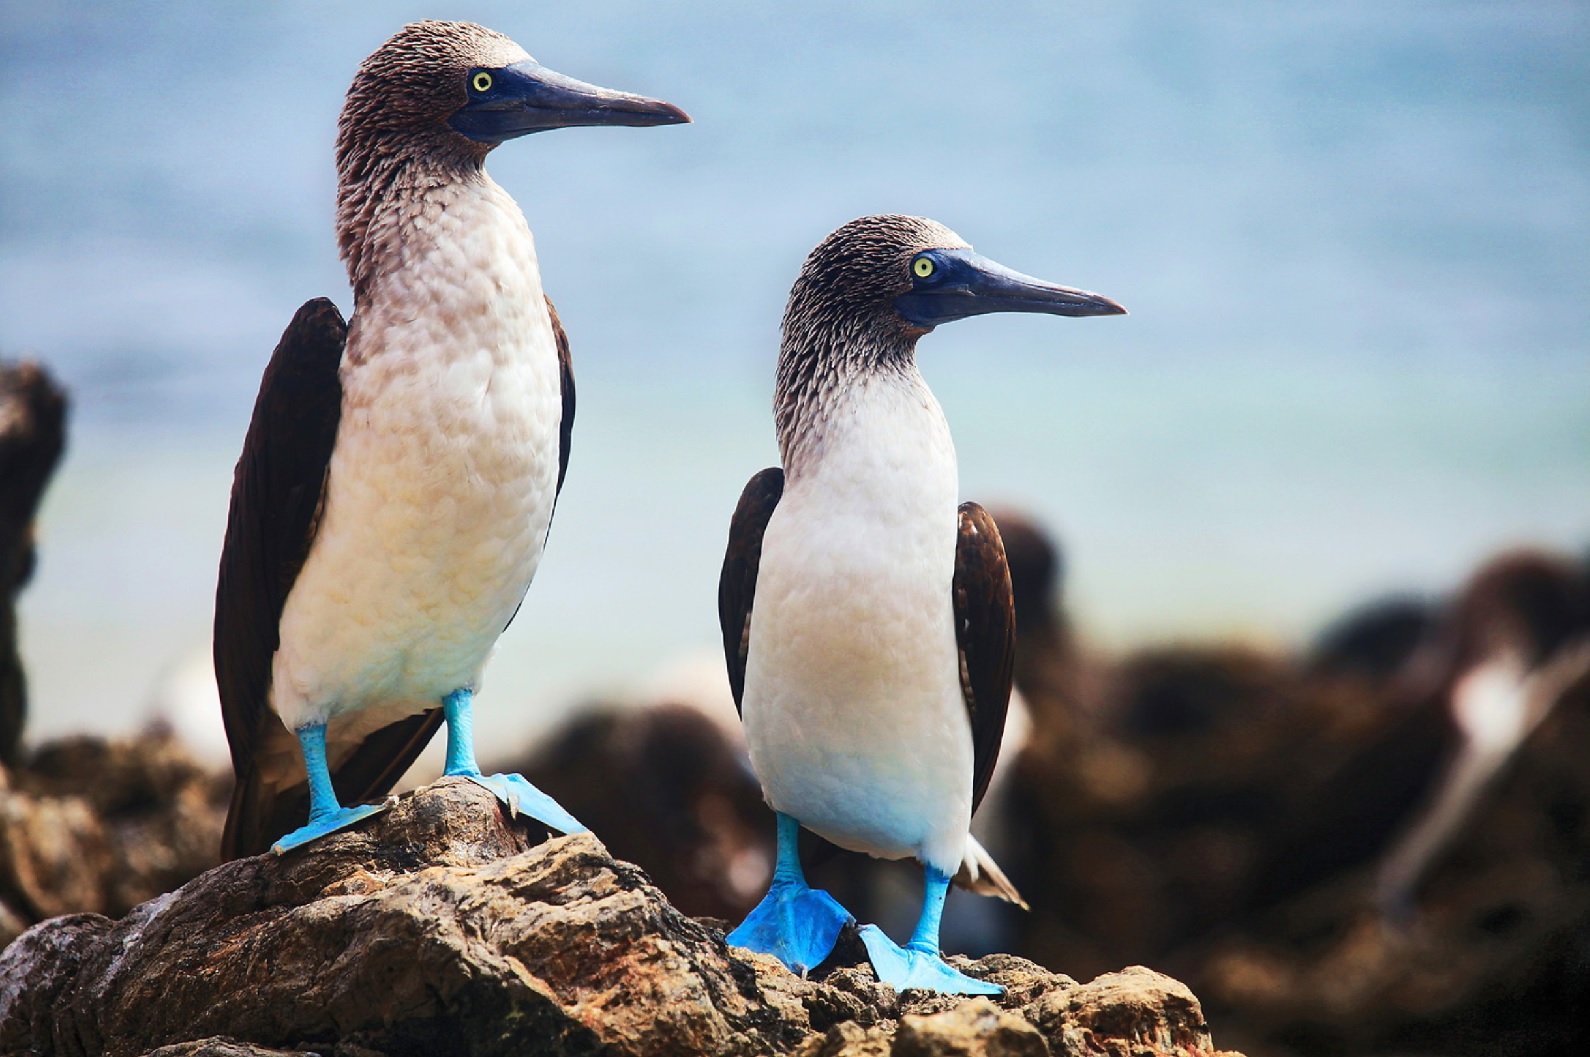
1373,551,1590,923
216,21,688,859
719,215,1124,994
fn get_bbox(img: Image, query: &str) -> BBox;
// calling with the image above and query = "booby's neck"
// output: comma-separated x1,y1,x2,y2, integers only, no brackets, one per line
335,134,493,304
775,302,926,479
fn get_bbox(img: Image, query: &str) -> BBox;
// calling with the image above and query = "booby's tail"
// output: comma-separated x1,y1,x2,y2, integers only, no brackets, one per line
953,835,1028,909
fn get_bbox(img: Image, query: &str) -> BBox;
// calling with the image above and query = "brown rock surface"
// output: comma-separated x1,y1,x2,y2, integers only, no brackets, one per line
509,703,773,920
0,729,228,946
0,779,1242,1057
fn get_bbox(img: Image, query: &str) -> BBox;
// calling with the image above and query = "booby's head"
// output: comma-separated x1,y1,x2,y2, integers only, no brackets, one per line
1447,552,1590,672
783,215,1125,354
334,22,687,295
1380,550,1590,725
338,21,688,165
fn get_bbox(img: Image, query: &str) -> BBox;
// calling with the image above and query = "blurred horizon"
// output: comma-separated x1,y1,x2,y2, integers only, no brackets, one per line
1,1,1586,751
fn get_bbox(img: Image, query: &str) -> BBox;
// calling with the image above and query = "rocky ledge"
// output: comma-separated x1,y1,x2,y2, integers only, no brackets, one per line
0,779,1241,1057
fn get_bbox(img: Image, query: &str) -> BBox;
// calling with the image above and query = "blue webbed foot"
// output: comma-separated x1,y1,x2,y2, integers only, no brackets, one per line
464,771,586,835
858,925,1003,995
728,878,854,977
440,687,586,835
274,721,391,855
271,800,389,856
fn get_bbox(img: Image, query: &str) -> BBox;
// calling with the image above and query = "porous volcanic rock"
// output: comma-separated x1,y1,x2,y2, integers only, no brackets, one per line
0,779,1241,1057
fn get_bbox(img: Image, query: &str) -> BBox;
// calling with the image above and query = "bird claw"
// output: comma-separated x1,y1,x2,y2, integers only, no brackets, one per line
858,925,1003,995
464,772,586,835
728,879,853,977
271,800,390,855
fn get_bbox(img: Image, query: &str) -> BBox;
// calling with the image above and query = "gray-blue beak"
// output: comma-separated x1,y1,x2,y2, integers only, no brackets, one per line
449,60,690,144
895,249,1125,329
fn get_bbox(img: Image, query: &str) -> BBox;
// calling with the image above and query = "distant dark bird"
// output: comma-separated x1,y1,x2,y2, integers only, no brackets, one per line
216,21,688,858
1373,550,1590,921
1256,550,1590,914
719,215,1123,993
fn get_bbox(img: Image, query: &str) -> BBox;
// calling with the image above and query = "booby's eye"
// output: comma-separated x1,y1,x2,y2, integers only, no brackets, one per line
912,256,936,279
471,71,494,93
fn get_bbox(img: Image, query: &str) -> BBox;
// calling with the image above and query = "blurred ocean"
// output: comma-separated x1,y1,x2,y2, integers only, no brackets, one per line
0,1,1586,754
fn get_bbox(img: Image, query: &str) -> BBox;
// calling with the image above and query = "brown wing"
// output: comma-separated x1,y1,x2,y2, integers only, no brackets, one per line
216,299,441,859
954,502,1016,815
718,468,785,714
547,295,574,496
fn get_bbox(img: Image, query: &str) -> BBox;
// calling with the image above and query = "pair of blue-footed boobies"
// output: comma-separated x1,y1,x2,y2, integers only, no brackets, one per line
216,22,687,858
217,20,1126,995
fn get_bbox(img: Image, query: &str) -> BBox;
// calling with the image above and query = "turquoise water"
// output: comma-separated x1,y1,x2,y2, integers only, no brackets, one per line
1,2,1586,747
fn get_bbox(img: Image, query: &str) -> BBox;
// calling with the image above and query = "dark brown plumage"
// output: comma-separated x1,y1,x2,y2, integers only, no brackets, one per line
953,502,1016,816
718,467,784,713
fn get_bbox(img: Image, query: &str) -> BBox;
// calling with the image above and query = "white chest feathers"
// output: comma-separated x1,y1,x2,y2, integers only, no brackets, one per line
273,174,563,732
743,370,975,874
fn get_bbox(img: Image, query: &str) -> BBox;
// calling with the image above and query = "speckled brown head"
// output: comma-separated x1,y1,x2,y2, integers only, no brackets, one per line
1450,551,1590,669
337,21,686,168
332,21,687,298
775,214,1125,444
782,214,1124,360
784,216,969,340
338,22,521,166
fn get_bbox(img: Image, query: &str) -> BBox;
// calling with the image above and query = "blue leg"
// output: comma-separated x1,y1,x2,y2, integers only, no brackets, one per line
442,688,586,835
727,813,853,976
858,867,1002,994
272,722,389,855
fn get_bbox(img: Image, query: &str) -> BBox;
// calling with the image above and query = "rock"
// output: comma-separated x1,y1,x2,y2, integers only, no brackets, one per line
892,999,1047,1056
1039,968,1219,1057
0,779,1242,1057
139,1042,322,1057
0,729,228,946
0,360,67,768
507,703,773,921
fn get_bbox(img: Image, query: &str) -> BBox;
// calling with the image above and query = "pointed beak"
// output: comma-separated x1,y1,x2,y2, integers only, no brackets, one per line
449,60,690,144
894,250,1125,330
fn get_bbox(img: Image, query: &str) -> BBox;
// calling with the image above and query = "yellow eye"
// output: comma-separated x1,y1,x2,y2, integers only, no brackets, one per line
913,256,936,278
472,71,493,93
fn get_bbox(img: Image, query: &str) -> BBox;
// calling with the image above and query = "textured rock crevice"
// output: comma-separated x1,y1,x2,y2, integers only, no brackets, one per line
0,779,1241,1057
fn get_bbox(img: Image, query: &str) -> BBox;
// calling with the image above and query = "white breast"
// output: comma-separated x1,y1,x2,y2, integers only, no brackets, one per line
742,370,974,875
272,174,562,742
